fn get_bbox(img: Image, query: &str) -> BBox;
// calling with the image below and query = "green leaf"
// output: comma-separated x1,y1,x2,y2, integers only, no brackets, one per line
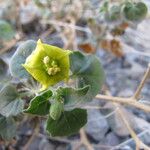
50,100,64,120
56,86,90,110
10,40,37,79
99,1,109,13
0,115,16,140
123,2,148,21
46,108,87,136
70,51,105,102
0,84,24,117
0,20,15,41
24,89,52,116
106,5,121,22
0,58,8,81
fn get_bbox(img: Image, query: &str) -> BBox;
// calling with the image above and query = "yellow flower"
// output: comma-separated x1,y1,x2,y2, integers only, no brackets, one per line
22,40,71,90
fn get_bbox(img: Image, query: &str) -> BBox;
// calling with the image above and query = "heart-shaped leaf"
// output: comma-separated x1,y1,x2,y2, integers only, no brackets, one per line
70,51,105,102
0,115,16,140
46,108,87,136
24,89,52,116
56,85,90,110
10,40,36,79
123,2,148,21
0,84,24,117
0,20,15,41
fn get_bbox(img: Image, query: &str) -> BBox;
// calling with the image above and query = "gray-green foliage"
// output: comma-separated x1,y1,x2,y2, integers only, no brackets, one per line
23,50,105,137
70,51,105,102
8,39,105,137
0,115,16,140
24,90,52,116
0,20,15,41
106,5,121,21
46,108,87,136
99,1,148,23
123,2,148,22
0,84,24,117
10,40,36,79
56,85,90,110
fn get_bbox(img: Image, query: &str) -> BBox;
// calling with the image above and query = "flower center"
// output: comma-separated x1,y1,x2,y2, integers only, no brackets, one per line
43,56,61,76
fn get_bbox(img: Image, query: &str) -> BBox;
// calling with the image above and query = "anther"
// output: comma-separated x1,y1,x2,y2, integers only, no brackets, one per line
43,56,50,64
48,67,61,76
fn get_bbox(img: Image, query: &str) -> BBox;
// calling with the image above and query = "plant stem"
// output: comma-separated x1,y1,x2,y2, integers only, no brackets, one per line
22,118,40,150
133,64,150,100
80,128,94,150
95,94,150,112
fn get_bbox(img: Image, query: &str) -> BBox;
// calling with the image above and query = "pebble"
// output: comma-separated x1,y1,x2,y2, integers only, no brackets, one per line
85,109,109,142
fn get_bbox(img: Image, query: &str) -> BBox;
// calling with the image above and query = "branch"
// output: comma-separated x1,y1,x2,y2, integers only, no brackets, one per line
80,128,94,150
95,94,150,112
103,90,150,150
116,105,140,150
133,64,150,100
116,105,150,150
41,20,91,33
22,118,40,150
96,65,150,113
113,129,150,149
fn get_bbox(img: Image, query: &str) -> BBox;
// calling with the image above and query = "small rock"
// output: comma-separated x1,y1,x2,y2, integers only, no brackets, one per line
85,109,109,142
100,103,136,137
39,138,55,150
56,145,68,150
20,1,39,25
133,117,150,145
29,137,41,150
121,145,134,150
118,89,134,97
102,132,120,146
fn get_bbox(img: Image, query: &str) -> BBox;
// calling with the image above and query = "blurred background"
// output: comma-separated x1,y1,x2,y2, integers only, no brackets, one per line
0,0,150,149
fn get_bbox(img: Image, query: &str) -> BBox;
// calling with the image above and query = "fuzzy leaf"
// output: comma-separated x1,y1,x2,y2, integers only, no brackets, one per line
56,85,90,110
46,108,87,136
0,20,15,41
24,90,52,116
10,40,37,79
70,51,105,102
0,84,24,117
123,2,148,21
105,5,121,21
0,115,16,140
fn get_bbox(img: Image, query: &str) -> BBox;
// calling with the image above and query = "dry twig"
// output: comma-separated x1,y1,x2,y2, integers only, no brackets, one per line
96,64,150,113
41,20,91,33
22,118,40,150
79,128,94,150
96,94,150,112
133,64,150,100
116,105,150,150
99,64,150,149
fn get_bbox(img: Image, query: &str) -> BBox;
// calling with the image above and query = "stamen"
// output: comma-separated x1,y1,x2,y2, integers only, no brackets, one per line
51,60,58,67
43,56,50,64
48,67,61,76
